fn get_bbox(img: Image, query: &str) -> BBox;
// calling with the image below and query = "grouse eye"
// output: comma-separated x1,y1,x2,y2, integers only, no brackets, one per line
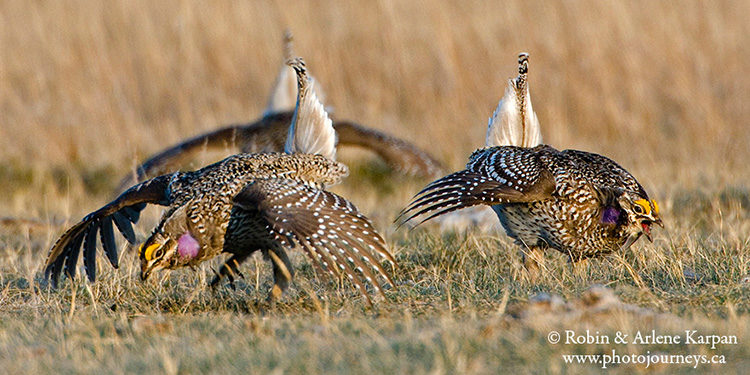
153,248,164,259
633,205,645,214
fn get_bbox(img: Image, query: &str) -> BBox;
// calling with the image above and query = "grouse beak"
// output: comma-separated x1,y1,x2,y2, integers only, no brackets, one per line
642,217,663,243
655,218,664,228
641,222,653,242
140,262,155,281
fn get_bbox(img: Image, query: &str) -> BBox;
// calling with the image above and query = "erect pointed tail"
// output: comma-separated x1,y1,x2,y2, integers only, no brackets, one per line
284,57,337,161
485,52,542,148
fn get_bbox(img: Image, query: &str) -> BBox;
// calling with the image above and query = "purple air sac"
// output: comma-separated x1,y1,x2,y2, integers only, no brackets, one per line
601,207,621,225
178,232,200,259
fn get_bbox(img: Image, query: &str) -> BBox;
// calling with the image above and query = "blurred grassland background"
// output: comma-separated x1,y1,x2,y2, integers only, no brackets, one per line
1,0,749,374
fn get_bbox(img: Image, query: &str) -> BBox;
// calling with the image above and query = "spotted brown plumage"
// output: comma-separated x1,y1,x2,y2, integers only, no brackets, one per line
46,153,394,304
398,145,662,264
45,58,396,305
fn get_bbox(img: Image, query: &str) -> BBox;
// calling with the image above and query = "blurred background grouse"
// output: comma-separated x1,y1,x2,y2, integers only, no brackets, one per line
118,30,444,191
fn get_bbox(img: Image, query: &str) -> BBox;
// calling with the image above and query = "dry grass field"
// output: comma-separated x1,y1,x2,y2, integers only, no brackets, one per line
1,1,749,373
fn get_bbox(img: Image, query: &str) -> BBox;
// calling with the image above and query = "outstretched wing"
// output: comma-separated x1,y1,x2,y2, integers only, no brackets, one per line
397,146,556,227
234,179,396,304
335,120,446,178
45,175,174,286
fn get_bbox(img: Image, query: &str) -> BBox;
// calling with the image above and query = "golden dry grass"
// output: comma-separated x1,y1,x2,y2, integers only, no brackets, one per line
1,1,749,373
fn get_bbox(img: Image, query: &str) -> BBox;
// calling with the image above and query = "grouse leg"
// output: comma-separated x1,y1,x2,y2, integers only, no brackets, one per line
210,253,251,289
267,247,295,301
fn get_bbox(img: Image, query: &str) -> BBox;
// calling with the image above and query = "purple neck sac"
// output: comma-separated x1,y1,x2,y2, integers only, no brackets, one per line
601,207,621,225
177,232,200,259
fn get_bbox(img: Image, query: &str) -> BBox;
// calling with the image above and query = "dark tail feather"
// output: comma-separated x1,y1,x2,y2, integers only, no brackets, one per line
397,169,510,228
63,232,85,280
99,218,119,268
112,212,136,245
400,198,468,227
45,222,88,287
83,224,98,282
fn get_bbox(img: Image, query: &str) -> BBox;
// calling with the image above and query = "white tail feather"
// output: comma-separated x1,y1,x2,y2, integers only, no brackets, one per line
284,58,337,160
264,31,326,117
485,53,542,147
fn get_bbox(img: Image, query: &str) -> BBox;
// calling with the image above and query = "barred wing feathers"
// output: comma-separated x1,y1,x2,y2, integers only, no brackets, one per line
234,179,396,303
398,146,555,227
